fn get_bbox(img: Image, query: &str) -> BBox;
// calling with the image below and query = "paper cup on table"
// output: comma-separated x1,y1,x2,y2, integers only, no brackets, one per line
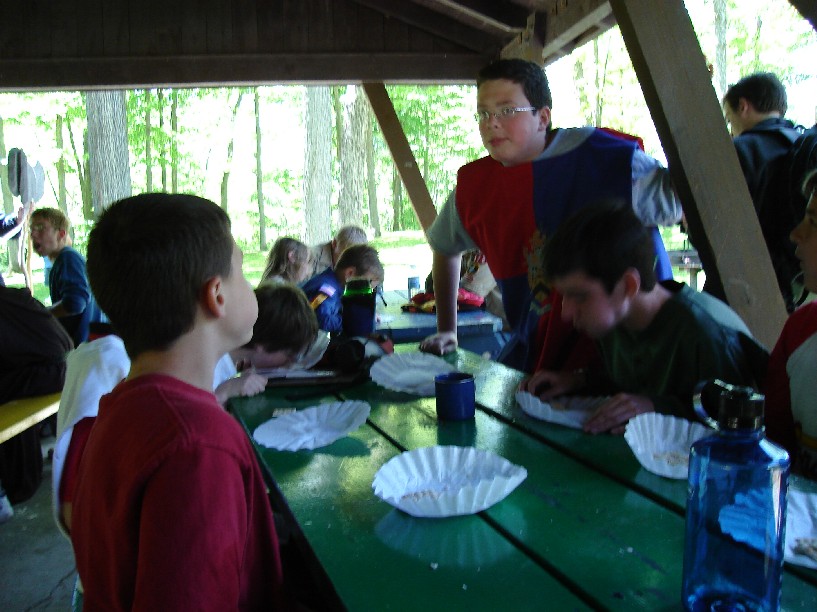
624,412,713,479
372,445,527,518
435,372,475,420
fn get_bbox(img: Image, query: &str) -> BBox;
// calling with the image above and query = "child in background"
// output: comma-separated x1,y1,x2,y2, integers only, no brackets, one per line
29,207,103,345
70,193,285,609
309,225,368,279
302,244,384,334
259,237,313,285
54,282,319,536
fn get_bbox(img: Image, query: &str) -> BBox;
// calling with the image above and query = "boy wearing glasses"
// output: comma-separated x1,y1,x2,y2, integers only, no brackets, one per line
29,207,101,345
421,58,681,373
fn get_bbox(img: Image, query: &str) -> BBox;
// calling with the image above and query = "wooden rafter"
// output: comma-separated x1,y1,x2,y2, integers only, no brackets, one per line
349,0,503,53
539,0,615,66
610,0,787,348
408,0,530,36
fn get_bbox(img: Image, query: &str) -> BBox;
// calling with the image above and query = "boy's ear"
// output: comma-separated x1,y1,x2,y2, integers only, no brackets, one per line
201,276,227,318
622,268,641,298
342,266,357,282
537,106,551,131
56,228,68,243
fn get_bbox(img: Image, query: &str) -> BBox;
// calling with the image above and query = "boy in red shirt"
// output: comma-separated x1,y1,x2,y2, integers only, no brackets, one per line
71,193,285,610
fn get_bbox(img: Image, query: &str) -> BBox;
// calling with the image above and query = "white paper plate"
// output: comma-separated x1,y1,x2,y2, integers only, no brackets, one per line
785,488,817,569
370,352,456,396
515,391,604,429
624,412,712,479
372,445,527,517
253,400,370,451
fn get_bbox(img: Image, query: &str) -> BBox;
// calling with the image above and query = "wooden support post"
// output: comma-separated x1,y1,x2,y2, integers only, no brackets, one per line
363,82,438,232
609,0,787,348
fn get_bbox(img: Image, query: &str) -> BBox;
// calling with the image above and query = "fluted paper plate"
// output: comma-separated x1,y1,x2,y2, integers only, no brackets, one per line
369,352,456,396
253,400,370,451
624,412,712,479
785,489,817,569
372,445,527,517
515,391,604,429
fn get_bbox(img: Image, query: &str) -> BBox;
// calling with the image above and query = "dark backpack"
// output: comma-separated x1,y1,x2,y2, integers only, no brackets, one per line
756,124,817,311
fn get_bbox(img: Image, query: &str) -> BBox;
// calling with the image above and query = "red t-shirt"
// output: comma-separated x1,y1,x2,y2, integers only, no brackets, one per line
71,374,284,611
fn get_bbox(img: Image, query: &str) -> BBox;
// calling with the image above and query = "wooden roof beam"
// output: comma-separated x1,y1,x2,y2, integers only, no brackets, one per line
501,12,547,62
0,53,488,91
408,0,530,36
609,0,787,348
350,0,503,54
789,0,817,32
539,0,616,66
363,82,438,231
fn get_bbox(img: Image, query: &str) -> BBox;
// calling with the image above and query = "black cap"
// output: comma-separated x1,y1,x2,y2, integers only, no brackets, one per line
708,380,764,431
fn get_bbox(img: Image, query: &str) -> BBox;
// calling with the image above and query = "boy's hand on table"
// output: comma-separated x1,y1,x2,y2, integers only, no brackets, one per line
519,369,581,400
215,372,268,405
583,393,654,435
419,331,458,355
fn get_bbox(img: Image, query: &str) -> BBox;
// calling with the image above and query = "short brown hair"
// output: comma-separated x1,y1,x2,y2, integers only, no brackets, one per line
249,283,318,354
87,193,234,358
336,244,384,283
31,207,70,232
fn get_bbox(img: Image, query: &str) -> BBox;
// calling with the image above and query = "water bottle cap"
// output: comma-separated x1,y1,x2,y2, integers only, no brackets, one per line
698,379,764,430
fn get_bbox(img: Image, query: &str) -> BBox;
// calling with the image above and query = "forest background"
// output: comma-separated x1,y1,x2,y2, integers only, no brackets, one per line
2,0,816,299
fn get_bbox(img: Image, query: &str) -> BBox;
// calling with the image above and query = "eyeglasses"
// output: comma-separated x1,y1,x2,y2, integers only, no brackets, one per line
474,106,537,123
29,223,51,233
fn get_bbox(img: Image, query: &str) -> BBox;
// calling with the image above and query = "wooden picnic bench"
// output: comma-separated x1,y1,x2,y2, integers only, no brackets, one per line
0,392,61,444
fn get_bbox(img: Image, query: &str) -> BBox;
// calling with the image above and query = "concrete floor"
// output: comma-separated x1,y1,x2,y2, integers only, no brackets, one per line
0,437,77,611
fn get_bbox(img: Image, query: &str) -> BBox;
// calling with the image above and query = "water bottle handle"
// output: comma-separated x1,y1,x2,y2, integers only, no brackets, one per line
692,380,720,430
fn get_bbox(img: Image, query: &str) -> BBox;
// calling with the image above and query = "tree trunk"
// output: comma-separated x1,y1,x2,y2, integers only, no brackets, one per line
255,89,266,251
391,166,403,232
171,90,179,193
220,89,246,214
158,90,167,191
0,118,13,214
56,115,67,214
86,90,132,216
366,110,381,237
714,0,728,100
304,86,333,245
338,86,366,228
66,108,92,220
145,90,152,192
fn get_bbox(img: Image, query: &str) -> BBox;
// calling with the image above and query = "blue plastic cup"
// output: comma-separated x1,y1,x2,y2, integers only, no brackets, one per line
435,372,476,420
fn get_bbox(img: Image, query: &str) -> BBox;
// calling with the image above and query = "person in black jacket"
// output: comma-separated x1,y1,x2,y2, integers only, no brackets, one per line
0,286,73,522
723,72,805,310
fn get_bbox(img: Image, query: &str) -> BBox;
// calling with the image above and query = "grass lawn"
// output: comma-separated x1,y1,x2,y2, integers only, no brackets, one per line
4,226,701,303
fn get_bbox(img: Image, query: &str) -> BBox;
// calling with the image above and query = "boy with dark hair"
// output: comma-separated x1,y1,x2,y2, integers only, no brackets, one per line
71,193,285,609
420,58,681,373
55,281,319,536
29,207,101,345
302,243,384,333
520,200,764,435
722,71,806,310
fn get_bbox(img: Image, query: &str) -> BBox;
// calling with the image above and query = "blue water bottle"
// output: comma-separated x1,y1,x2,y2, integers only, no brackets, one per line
682,380,790,612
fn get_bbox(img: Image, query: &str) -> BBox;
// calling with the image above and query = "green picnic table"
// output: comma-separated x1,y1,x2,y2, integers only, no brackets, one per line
228,348,817,612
